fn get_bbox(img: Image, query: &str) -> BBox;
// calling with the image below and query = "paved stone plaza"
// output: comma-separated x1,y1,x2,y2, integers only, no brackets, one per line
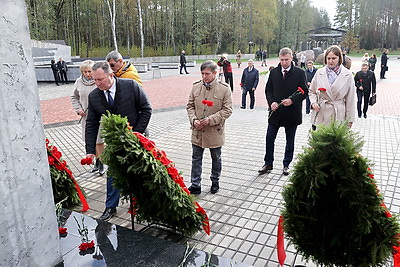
42,57,400,266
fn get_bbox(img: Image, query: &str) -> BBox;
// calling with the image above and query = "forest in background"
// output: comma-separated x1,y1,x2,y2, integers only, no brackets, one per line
26,0,399,58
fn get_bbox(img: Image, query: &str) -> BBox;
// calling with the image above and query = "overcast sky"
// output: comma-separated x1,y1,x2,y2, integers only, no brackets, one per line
309,0,337,24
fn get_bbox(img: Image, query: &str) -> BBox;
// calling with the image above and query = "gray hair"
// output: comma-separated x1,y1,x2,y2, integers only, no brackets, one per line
200,60,218,72
248,59,254,63
92,61,113,74
105,50,123,62
361,63,369,68
279,47,293,57
80,60,95,73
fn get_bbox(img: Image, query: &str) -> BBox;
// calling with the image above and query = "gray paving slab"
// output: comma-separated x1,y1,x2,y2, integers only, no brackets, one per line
45,106,399,267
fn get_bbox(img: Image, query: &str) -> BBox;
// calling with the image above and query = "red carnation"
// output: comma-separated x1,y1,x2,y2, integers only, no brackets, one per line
297,87,305,95
58,227,67,234
79,240,95,251
167,166,180,179
48,156,55,165
318,88,327,92
359,79,363,82
52,149,62,160
202,100,214,107
80,157,93,165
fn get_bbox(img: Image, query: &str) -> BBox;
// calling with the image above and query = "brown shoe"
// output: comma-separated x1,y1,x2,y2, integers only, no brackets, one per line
258,165,273,174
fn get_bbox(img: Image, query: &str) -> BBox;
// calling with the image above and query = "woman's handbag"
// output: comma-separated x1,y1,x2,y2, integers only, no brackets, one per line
369,93,376,106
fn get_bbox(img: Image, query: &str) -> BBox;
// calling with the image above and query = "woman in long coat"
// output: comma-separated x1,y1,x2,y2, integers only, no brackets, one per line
71,60,105,175
309,45,356,129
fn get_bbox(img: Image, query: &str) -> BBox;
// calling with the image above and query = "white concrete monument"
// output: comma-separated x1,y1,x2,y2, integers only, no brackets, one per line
0,1,63,266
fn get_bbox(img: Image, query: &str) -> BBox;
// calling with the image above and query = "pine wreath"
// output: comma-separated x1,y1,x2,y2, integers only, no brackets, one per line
282,122,399,266
100,112,210,236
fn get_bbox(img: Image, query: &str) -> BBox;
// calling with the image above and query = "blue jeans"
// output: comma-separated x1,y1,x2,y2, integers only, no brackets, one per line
190,144,222,188
106,176,120,208
263,124,297,168
241,88,255,109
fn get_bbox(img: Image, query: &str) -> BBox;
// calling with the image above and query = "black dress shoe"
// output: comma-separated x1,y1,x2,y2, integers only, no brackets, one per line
240,106,245,109
188,185,201,195
283,167,290,176
99,208,116,221
91,159,100,173
258,165,273,174
363,114,367,119
210,182,219,194
98,160,105,175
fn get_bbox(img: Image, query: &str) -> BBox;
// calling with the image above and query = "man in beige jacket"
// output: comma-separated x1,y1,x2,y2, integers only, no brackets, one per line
186,60,233,194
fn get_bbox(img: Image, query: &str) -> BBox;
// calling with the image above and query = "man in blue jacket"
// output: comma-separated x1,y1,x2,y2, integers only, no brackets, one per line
304,61,317,114
85,61,152,221
240,59,259,109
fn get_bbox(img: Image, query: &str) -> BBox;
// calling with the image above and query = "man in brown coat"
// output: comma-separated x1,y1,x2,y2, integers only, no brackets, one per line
186,60,233,194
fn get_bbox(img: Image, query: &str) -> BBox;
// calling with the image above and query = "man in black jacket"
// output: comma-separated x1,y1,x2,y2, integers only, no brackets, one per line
240,59,259,109
258,47,307,176
57,57,68,84
180,50,189,74
85,61,152,221
354,63,376,118
380,49,388,79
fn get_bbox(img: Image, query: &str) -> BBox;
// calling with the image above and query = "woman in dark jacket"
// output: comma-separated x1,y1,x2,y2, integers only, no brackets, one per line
368,54,377,71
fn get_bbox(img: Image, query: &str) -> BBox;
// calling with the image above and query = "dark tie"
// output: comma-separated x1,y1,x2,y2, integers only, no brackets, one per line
107,90,114,107
283,69,288,80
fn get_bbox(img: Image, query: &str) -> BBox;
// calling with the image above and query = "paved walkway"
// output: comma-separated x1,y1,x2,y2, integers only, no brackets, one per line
41,56,400,266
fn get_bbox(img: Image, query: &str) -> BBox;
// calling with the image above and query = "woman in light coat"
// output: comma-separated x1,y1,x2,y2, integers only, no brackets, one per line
309,45,356,129
71,60,105,175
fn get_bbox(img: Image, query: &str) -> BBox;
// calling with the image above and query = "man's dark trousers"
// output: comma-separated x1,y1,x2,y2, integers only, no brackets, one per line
242,88,255,109
264,123,297,168
357,89,371,117
224,73,234,91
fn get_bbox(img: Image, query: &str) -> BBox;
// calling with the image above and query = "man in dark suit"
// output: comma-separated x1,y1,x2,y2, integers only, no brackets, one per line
258,47,307,176
380,49,388,79
85,61,152,221
240,59,259,109
57,57,68,84
354,63,376,119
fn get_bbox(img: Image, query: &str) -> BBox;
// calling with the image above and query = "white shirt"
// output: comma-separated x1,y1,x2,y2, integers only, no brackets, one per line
103,78,116,102
282,66,291,76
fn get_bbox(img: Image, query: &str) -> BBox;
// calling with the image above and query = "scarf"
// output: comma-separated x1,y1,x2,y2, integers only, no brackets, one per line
326,65,342,85
81,75,95,86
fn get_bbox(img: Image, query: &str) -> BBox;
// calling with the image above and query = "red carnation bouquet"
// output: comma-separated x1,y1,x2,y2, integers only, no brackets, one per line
46,139,89,211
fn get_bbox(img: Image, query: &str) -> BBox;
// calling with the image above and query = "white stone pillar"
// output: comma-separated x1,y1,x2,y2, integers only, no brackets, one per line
0,1,62,266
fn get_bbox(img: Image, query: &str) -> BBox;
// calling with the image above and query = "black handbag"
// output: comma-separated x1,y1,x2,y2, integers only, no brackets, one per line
369,94,376,106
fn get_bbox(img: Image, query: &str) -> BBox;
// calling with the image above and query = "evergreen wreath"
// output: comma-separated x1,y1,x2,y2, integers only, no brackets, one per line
282,122,399,266
100,112,210,236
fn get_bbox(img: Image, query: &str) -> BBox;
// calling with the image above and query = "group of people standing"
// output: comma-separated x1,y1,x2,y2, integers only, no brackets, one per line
51,57,69,85
65,45,387,223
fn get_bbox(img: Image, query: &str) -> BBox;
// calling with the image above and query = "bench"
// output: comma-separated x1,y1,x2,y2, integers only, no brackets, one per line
133,63,148,73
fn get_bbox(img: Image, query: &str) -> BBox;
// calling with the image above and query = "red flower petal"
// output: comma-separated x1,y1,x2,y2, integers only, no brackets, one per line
318,87,327,92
